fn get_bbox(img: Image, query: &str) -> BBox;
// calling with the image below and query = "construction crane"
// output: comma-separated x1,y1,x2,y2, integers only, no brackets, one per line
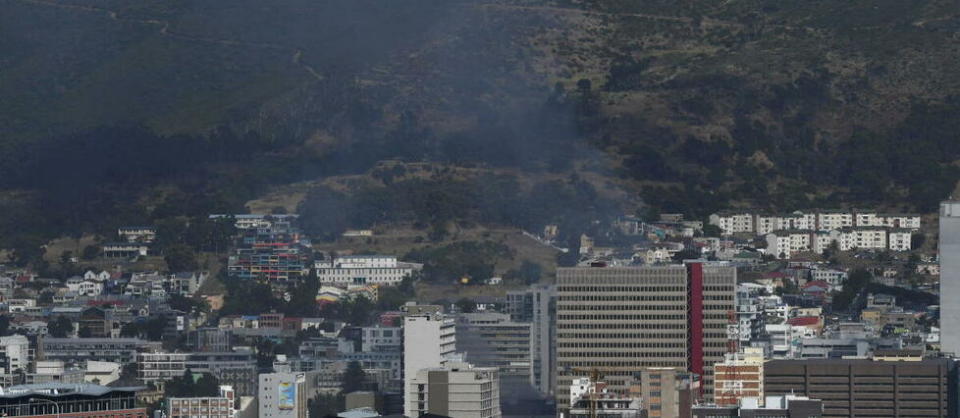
569,367,604,418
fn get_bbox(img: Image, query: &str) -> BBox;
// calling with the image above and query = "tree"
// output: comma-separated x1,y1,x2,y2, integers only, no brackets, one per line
341,361,367,393
702,224,722,237
456,298,476,313
81,245,100,260
47,315,73,338
165,244,199,272
911,233,926,249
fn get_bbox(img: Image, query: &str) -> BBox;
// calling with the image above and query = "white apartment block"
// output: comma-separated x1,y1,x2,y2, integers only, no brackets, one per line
709,212,754,235
767,227,911,259
888,230,913,251
315,255,421,286
403,307,457,418
406,362,501,418
816,212,854,231
711,210,920,236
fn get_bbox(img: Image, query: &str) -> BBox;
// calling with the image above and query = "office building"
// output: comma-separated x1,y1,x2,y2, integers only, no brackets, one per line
764,358,956,417
168,385,237,418
403,305,457,418
940,201,960,354
0,383,147,417
406,362,501,418
315,255,421,286
40,337,161,364
693,395,823,417
713,348,764,407
0,335,31,374
456,312,532,382
555,263,736,410
259,371,315,418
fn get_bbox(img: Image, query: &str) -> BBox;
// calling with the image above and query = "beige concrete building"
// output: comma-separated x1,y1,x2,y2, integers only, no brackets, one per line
406,362,501,418
555,263,736,411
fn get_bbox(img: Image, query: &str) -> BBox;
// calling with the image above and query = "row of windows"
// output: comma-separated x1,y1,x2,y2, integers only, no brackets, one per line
559,314,687,320
556,305,685,311
558,342,685,348
558,333,686,339
559,295,686,301
558,286,685,293
558,323,686,329
556,351,687,358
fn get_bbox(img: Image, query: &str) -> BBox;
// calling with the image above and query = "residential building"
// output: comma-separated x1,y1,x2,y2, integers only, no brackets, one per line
168,385,237,418
736,284,766,345
259,371,316,418
505,284,556,396
709,212,754,235
228,218,306,282
764,358,956,417
456,312,532,384
406,361,501,418
402,305,457,418
315,255,421,286
940,201,960,355
713,348,764,407
0,383,147,417
555,263,736,410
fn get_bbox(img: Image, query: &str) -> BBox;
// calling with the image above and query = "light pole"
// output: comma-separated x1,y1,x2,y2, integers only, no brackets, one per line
28,398,59,418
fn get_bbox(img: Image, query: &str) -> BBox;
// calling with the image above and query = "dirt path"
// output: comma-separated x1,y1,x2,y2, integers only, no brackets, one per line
8,0,325,81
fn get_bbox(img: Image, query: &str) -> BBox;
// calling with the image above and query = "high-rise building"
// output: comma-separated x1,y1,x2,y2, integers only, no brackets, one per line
406,361,501,418
259,371,316,418
940,201,960,354
403,304,457,418
505,284,556,396
555,263,736,410
764,358,956,417
456,312,532,383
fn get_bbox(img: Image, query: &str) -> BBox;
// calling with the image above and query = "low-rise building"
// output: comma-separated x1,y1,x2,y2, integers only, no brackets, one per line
315,255,421,286
406,362,501,418
168,385,237,418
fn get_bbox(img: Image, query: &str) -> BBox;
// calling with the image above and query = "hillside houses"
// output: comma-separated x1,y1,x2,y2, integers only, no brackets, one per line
710,210,921,235
711,210,920,259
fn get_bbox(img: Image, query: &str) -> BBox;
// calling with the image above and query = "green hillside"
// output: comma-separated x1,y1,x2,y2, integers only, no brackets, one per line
1,0,959,260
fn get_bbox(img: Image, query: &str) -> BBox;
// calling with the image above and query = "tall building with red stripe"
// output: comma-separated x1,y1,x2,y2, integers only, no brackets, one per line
555,262,736,412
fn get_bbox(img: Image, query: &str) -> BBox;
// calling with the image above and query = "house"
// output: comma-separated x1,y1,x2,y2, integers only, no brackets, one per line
801,280,832,299
102,243,149,258
916,263,940,275
117,226,156,243
84,270,112,282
